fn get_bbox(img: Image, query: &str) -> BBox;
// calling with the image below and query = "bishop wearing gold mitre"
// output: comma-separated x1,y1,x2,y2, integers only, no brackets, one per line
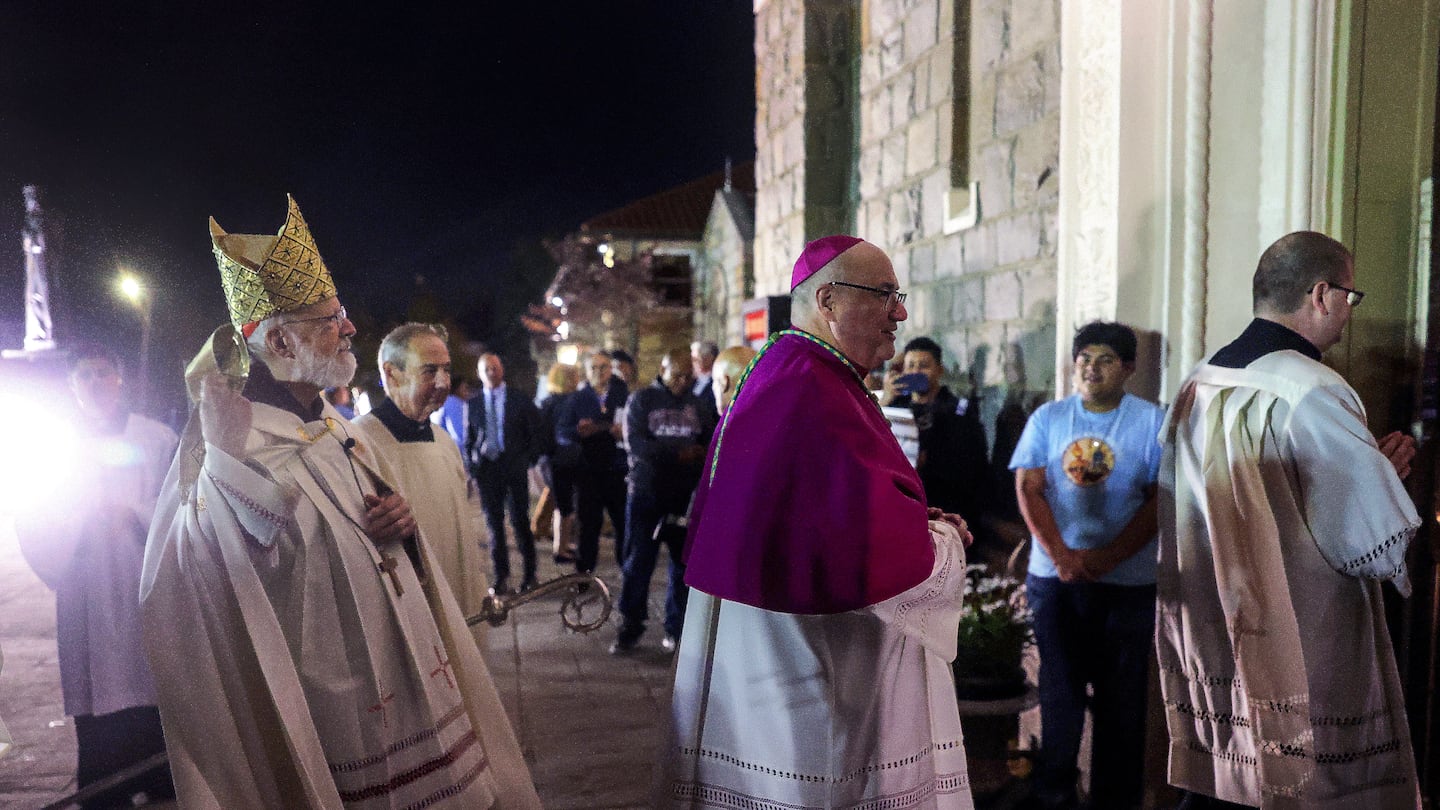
140,196,540,809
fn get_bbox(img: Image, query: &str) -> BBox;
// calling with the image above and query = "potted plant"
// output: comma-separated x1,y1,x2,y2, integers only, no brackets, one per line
952,564,1034,701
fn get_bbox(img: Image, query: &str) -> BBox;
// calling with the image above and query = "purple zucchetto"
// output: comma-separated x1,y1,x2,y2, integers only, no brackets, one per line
790,235,866,290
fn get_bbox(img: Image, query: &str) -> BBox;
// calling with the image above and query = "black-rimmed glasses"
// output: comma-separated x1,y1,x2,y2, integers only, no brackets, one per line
284,306,348,327
1309,283,1364,307
829,281,908,310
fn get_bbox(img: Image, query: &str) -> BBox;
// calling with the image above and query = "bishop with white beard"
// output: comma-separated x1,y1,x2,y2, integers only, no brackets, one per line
141,196,541,809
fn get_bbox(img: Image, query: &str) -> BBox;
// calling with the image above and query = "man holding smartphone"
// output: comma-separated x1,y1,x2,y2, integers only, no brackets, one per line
887,336,988,523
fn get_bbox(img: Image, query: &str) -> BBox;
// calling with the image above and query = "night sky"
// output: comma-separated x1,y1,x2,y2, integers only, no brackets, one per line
0,2,755,401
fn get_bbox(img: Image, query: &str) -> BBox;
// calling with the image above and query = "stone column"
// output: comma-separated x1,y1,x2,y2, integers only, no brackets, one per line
1055,0,1338,401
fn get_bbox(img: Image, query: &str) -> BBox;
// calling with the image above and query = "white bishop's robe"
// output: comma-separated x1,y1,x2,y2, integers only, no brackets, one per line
658,520,974,809
1158,351,1421,809
353,410,490,618
141,394,540,809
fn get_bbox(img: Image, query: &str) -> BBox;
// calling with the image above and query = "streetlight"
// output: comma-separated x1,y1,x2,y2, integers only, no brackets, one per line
116,270,153,412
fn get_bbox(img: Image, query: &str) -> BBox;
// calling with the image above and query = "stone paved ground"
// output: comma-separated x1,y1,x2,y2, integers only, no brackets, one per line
0,517,672,809
484,542,678,810
0,515,91,809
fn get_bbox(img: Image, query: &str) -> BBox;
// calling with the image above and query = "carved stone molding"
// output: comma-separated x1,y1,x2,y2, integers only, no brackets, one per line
1056,0,1121,390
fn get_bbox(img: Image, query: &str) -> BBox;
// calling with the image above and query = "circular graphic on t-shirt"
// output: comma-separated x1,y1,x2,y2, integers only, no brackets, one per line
1063,436,1114,487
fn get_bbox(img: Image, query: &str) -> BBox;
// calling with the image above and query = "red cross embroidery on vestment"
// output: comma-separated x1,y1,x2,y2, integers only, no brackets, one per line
429,645,454,690
368,691,395,728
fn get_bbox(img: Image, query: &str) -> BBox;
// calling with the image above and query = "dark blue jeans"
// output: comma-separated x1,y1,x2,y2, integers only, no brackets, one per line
1026,574,1156,810
617,485,689,641
575,467,627,574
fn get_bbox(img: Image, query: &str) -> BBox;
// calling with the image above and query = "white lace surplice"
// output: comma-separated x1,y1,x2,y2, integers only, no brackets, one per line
1158,351,1421,809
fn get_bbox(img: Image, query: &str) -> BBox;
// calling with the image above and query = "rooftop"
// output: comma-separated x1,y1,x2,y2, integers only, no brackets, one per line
581,161,755,239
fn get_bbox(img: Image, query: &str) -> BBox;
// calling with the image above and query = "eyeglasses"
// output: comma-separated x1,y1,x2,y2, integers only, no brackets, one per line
284,306,348,327
1309,283,1364,307
829,281,908,311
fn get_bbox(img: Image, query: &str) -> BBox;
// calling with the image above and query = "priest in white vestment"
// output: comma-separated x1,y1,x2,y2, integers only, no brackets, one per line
355,323,491,617
16,345,177,805
660,236,975,810
141,195,540,809
1158,231,1421,809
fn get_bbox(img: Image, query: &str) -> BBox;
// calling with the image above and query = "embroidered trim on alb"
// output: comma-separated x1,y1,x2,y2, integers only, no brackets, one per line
1250,697,1308,716
1159,664,1238,687
671,770,970,810
1338,525,1415,576
1182,738,1257,767
1313,738,1402,765
1311,707,1396,727
1172,700,1402,734
400,757,488,810
1258,739,1310,760
328,704,467,774
675,739,963,786
892,539,954,626
1165,700,1251,728
336,730,482,802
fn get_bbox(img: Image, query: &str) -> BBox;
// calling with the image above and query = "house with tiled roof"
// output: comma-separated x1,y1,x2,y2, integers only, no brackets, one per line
543,162,755,380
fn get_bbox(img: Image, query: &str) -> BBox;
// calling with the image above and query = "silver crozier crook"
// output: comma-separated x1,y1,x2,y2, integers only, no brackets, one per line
466,572,612,633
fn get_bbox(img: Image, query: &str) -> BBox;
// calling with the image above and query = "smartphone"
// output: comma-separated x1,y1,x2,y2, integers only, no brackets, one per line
895,372,930,395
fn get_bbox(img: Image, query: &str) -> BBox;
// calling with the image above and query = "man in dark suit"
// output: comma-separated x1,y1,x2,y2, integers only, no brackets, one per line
690,340,720,430
467,353,541,594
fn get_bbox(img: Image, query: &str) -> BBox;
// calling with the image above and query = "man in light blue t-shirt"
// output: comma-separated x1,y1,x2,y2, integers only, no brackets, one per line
1009,321,1164,810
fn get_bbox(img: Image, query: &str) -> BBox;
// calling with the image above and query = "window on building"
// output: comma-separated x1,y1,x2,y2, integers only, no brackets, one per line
652,255,693,306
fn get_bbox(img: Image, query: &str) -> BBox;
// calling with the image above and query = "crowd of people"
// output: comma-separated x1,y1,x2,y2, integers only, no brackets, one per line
7,196,1425,810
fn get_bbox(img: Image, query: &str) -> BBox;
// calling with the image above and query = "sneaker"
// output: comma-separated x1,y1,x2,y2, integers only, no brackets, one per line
488,579,511,597
609,636,640,656
519,577,538,593
661,635,679,653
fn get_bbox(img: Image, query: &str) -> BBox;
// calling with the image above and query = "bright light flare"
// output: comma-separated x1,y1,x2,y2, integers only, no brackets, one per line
557,344,580,366
550,296,564,308
0,394,80,514
118,274,144,304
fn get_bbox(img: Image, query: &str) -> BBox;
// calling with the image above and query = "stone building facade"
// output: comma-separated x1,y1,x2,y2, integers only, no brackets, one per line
744,0,1061,441
693,172,756,347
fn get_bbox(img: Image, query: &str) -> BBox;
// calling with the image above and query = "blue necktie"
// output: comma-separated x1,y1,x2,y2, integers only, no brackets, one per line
485,390,503,458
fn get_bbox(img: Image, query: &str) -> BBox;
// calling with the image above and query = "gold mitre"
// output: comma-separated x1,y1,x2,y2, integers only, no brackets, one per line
210,194,337,334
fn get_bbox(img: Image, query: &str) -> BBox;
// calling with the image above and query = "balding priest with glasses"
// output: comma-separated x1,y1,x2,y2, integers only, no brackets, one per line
658,235,977,809
141,196,539,809
1157,231,1421,808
